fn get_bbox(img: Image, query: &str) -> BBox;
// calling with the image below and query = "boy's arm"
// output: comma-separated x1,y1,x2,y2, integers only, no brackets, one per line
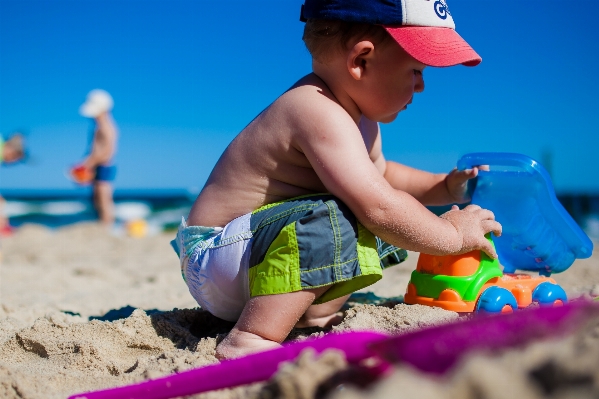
383,161,484,206
367,122,476,206
293,102,500,257
383,161,452,206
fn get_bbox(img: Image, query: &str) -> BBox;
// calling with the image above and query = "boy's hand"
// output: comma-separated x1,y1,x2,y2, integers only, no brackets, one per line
440,204,502,258
445,166,488,203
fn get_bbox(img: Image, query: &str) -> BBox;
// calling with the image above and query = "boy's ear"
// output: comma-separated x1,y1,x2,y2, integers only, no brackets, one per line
347,41,375,80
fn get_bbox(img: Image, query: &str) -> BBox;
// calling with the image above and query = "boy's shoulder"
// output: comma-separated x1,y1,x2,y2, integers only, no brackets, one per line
280,74,341,112
258,75,381,174
272,74,360,139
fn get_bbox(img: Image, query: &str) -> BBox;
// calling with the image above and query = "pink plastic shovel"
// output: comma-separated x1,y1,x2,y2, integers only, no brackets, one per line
69,331,387,399
69,301,599,399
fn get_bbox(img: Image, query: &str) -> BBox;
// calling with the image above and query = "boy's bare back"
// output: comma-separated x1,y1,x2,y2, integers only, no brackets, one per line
188,73,379,228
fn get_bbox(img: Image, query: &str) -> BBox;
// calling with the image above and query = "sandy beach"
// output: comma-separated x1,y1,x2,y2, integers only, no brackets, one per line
1,223,598,399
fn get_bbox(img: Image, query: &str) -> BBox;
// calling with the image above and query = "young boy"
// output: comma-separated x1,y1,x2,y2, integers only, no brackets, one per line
172,0,502,360
77,89,118,226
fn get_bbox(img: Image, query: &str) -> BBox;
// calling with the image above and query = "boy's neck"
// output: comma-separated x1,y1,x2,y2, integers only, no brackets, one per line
312,64,363,126
94,112,110,123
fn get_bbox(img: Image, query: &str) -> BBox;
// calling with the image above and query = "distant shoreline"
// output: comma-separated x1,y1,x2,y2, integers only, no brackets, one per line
0,187,199,201
2,190,598,236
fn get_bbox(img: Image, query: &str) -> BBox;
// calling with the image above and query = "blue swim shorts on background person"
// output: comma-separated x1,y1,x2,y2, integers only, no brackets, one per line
95,165,117,182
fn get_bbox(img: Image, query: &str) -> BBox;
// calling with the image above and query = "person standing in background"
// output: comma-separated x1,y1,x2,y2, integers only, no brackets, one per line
74,89,118,226
0,132,27,236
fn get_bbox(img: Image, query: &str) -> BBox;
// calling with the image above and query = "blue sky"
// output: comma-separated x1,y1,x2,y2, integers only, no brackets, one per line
1,0,598,194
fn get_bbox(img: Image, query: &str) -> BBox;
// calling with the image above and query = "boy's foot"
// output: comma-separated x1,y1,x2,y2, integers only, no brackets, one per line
294,311,344,329
295,294,350,329
216,328,281,360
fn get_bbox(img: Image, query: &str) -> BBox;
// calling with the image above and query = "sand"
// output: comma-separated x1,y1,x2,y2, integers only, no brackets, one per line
0,223,598,399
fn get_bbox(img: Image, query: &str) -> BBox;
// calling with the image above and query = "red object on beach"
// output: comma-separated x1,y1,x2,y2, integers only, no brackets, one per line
69,165,95,185
68,302,599,399
0,223,14,237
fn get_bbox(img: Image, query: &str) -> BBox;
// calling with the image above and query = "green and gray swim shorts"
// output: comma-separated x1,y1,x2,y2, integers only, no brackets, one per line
171,194,407,321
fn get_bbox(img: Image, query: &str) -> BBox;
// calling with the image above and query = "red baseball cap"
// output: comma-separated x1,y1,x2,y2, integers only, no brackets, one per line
301,0,481,67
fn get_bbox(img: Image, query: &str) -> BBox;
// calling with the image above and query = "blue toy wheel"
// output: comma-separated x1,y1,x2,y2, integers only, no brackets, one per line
532,282,568,306
476,286,518,313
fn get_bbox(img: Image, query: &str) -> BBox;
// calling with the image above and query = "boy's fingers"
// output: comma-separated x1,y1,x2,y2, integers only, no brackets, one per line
484,220,503,237
477,209,495,221
481,240,498,259
456,169,475,180
464,206,496,221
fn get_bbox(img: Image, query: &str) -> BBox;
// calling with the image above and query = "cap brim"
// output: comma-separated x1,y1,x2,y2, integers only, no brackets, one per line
384,26,481,67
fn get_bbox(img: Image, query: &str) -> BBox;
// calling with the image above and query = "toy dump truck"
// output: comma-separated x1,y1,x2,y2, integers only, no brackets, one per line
404,153,593,313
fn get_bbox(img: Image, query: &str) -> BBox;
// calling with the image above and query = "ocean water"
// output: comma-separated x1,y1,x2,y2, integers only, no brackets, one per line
2,188,195,231
2,189,599,240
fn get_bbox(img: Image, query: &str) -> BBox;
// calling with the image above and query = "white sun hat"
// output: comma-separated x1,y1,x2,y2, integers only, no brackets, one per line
79,89,114,118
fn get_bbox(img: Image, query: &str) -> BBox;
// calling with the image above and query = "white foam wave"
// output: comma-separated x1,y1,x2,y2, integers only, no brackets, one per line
114,202,152,221
40,201,89,216
4,201,36,217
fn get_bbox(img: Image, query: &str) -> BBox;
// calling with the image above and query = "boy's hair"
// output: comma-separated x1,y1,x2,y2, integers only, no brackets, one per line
303,18,391,63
